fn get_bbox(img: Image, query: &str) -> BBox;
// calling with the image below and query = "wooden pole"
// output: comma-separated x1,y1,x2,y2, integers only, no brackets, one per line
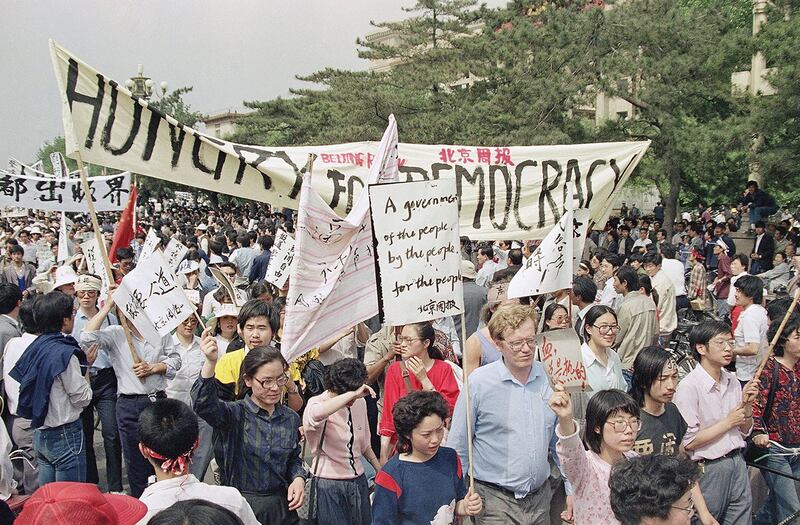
75,157,141,365
746,288,800,401
459,313,475,492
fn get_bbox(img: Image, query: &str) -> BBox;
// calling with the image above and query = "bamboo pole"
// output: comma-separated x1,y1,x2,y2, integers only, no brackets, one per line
459,313,475,492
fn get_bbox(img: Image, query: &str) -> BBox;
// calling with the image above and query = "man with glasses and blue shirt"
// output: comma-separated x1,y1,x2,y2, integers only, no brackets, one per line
449,303,572,525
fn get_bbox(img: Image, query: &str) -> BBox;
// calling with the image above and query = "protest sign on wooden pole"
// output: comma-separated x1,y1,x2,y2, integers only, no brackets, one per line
458,315,475,492
76,156,140,364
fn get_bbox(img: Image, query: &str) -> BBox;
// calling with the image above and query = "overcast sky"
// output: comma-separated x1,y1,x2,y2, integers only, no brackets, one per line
0,0,505,168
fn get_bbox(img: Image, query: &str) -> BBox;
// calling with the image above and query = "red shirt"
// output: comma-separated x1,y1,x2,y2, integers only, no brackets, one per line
752,357,800,444
378,359,460,440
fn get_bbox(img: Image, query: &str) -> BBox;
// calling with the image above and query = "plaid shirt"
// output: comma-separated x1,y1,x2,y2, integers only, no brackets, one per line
192,376,305,494
688,263,707,300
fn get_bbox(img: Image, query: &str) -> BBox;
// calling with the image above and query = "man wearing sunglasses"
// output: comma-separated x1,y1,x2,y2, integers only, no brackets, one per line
71,274,123,494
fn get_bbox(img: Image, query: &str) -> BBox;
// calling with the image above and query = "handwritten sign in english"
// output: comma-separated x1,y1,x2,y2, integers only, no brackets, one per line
371,178,464,325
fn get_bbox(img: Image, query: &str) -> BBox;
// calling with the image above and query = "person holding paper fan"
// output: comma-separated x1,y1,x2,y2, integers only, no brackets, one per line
378,321,460,465
550,387,639,525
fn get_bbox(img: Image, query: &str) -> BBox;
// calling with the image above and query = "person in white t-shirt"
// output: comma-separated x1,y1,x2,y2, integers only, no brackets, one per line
659,245,688,311
136,399,258,525
732,275,768,385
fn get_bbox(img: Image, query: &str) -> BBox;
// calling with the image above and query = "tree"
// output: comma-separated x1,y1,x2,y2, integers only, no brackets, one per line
594,0,752,231
750,0,800,205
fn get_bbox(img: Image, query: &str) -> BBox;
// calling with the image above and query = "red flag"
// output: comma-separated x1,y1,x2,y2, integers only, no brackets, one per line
109,184,137,263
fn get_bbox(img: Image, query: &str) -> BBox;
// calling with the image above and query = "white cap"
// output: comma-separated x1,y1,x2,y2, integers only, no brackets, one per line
52,265,78,290
715,239,728,250
195,223,208,231
177,260,200,275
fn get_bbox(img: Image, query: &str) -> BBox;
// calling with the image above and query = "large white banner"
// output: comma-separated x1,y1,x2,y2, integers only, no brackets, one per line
8,158,46,176
264,229,294,289
282,117,399,362
370,178,464,325
50,40,649,240
0,170,130,212
115,253,194,348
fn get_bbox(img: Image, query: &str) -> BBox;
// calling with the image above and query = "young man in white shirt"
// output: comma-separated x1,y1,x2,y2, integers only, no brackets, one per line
136,399,258,525
732,275,768,386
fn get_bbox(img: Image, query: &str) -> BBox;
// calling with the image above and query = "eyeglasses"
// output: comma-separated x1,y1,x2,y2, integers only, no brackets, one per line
398,336,421,345
606,418,641,433
504,337,535,352
709,338,734,348
592,324,619,335
252,374,289,389
670,499,695,517
76,290,98,297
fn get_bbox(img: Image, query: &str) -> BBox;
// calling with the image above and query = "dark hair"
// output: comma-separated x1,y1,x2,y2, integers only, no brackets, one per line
237,298,278,332
733,274,763,304
604,253,624,268
747,180,759,189
19,295,40,334
236,234,251,248
147,499,244,525
543,303,568,332
630,347,676,407
478,247,493,259
393,390,449,454
0,283,22,315
638,274,653,297
35,291,74,333
610,454,700,525
259,235,274,251
767,313,800,358
614,266,639,293
572,276,598,304
660,244,676,259
323,358,367,394
731,253,749,268
115,247,135,261
767,296,799,323
508,248,523,266
9,245,23,256
248,281,274,301
404,321,444,360
688,321,732,361
620,224,630,233
582,305,617,342
642,252,662,267
775,251,787,262
584,389,639,453
138,399,198,460
209,240,225,256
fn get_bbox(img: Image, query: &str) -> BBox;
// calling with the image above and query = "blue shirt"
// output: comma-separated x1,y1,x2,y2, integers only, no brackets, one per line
72,309,117,371
372,447,467,525
449,359,566,499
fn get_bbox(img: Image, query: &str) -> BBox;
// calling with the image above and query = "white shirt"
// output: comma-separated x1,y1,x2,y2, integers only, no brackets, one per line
580,343,626,396
661,258,687,297
81,326,180,396
632,238,652,251
0,424,15,500
41,355,92,429
318,331,359,367
734,304,768,382
215,334,233,356
166,335,204,406
754,233,764,253
475,260,499,287
728,272,748,306
137,475,258,525
598,279,623,311
2,333,37,415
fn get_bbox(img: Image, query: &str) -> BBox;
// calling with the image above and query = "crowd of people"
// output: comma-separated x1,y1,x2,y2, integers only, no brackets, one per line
0,178,798,525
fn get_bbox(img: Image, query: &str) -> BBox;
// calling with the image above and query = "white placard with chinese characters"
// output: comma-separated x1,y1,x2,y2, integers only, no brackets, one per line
265,229,294,288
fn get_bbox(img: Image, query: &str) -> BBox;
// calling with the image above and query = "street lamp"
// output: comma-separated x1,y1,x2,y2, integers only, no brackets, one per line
124,64,168,100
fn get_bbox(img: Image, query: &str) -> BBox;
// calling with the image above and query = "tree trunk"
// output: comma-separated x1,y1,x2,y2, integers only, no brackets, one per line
663,161,681,239
209,192,219,211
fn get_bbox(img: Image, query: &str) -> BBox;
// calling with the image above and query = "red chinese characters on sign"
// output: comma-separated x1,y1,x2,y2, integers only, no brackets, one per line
536,329,589,392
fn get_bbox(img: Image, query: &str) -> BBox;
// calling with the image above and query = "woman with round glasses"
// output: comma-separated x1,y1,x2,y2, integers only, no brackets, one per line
193,331,305,524
378,321,460,465
542,302,571,332
549,388,640,525
581,305,626,395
